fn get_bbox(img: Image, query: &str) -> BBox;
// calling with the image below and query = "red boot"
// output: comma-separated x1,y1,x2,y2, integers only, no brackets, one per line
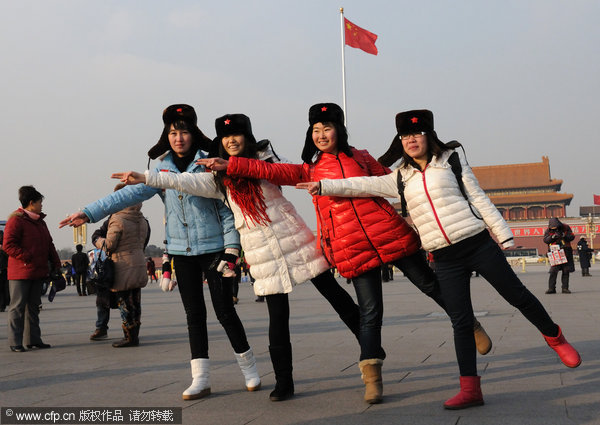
543,326,581,368
443,376,484,410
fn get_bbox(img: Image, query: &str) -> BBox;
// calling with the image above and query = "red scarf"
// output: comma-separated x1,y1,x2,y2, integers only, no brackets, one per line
223,176,271,227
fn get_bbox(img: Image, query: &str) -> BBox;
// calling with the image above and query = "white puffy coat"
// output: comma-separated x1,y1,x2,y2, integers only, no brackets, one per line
145,151,329,296
319,149,514,252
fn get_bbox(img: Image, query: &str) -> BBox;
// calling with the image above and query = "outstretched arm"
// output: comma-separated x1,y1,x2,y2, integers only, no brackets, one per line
144,170,224,200
196,157,228,171
227,157,308,186
59,174,159,228
295,182,321,196
299,171,400,199
59,211,90,229
111,171,146,185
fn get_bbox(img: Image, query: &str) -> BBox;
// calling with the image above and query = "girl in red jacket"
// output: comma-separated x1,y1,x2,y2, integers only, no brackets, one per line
198,103,491,404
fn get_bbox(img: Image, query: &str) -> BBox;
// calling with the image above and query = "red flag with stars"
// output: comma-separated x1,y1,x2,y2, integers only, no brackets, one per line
344,18,378,55
594,194,600,205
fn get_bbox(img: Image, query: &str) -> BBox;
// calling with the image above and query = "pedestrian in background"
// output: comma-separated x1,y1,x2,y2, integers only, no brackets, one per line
62,261,73,286
72,244,89,296
89,218,112,340
576,236,593,277
4,186,60,352
146,257,157,283
0,231,10,312
543,217,575,294
93,184,150,347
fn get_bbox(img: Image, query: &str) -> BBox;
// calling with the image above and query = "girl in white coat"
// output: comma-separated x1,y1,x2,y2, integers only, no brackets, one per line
298,109,581,410
113,114,366,402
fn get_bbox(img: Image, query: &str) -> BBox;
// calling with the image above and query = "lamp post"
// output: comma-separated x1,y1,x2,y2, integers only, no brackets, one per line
73,224,86,247
586,214,595,264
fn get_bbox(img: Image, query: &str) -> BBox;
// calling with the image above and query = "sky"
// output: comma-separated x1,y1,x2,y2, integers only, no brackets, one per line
1,0,599,250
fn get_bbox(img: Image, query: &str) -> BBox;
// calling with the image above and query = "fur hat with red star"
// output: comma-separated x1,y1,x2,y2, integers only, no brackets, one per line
209,113,267,159
378,109,447,167
214,113,257,144
395,110,434,135
308,103,345,127
301,102,351,164
147,104,212,160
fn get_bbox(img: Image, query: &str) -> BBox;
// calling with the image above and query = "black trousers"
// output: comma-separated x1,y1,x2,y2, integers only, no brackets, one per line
0,270,9,309
173,253,250,359
548,265,570,290
434,233,558,376
73,272,87,295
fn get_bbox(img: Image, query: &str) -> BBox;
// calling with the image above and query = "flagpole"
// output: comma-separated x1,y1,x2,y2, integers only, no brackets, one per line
340,7,347,125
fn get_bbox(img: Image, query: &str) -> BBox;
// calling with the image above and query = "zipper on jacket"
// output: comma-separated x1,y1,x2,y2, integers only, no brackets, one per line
314,201,329,259
178,192,192,252
373,198,393,217
420,167,452,245
328,210,336,237
335,155,385,264
213,201,223,229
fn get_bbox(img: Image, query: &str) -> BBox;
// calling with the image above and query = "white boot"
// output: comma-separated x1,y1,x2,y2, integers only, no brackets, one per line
182,358,211,400
235,348,261,391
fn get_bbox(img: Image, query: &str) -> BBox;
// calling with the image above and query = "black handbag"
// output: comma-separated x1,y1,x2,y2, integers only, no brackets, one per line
94,241,115,290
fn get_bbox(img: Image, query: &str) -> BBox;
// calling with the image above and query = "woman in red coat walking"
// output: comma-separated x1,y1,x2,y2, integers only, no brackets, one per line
4,186,60,352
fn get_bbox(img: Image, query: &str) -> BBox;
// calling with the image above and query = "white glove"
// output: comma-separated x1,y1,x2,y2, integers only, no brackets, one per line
160,271,176,292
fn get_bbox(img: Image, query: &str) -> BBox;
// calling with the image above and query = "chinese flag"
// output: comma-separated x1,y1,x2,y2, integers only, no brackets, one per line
594,194,600,205
344,18,378,55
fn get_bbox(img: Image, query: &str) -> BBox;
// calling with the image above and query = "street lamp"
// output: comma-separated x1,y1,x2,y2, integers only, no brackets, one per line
586,214,595,263
73,224,86,247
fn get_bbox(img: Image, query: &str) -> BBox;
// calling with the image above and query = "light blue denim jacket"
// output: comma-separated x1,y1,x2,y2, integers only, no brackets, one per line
83,150,240,256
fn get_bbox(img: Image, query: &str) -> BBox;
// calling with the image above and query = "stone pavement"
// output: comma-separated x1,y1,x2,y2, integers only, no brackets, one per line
1,264,599,425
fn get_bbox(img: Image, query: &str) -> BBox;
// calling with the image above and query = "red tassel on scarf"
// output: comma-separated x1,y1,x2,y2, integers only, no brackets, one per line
223,176,271,226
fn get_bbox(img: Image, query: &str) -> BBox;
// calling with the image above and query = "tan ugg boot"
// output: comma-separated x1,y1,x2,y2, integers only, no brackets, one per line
359,359,383,404
473,319,492,355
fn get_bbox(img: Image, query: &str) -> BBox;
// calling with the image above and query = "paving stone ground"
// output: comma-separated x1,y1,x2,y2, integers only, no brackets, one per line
1,263,599,425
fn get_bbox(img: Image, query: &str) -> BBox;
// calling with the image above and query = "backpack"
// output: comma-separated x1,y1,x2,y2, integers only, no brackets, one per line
396,141,481,219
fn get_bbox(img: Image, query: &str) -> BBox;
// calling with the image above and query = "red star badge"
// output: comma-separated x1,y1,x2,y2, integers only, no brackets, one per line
411,117,418,123
176,108,183,113
224,119,231,125
321,106,328,112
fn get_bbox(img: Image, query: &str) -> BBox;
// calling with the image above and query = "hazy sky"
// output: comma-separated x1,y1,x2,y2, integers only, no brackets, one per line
1,0,598,250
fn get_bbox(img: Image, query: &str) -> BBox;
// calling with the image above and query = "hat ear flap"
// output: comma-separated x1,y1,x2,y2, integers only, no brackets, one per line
378,135,403,167
148,128,170,159
207,137,223,159
193,128,213,152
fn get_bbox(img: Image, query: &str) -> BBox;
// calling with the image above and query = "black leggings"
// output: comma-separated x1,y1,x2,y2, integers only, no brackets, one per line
310,270,361,337
435,233,557,376
392,250,446,310
173,254,250,359
266,293,290,347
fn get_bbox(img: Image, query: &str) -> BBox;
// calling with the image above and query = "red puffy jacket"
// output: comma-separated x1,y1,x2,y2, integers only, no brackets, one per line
227,149,420,278
3,209,60,280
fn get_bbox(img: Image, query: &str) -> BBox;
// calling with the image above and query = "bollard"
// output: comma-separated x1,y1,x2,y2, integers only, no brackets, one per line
521,258,526,272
